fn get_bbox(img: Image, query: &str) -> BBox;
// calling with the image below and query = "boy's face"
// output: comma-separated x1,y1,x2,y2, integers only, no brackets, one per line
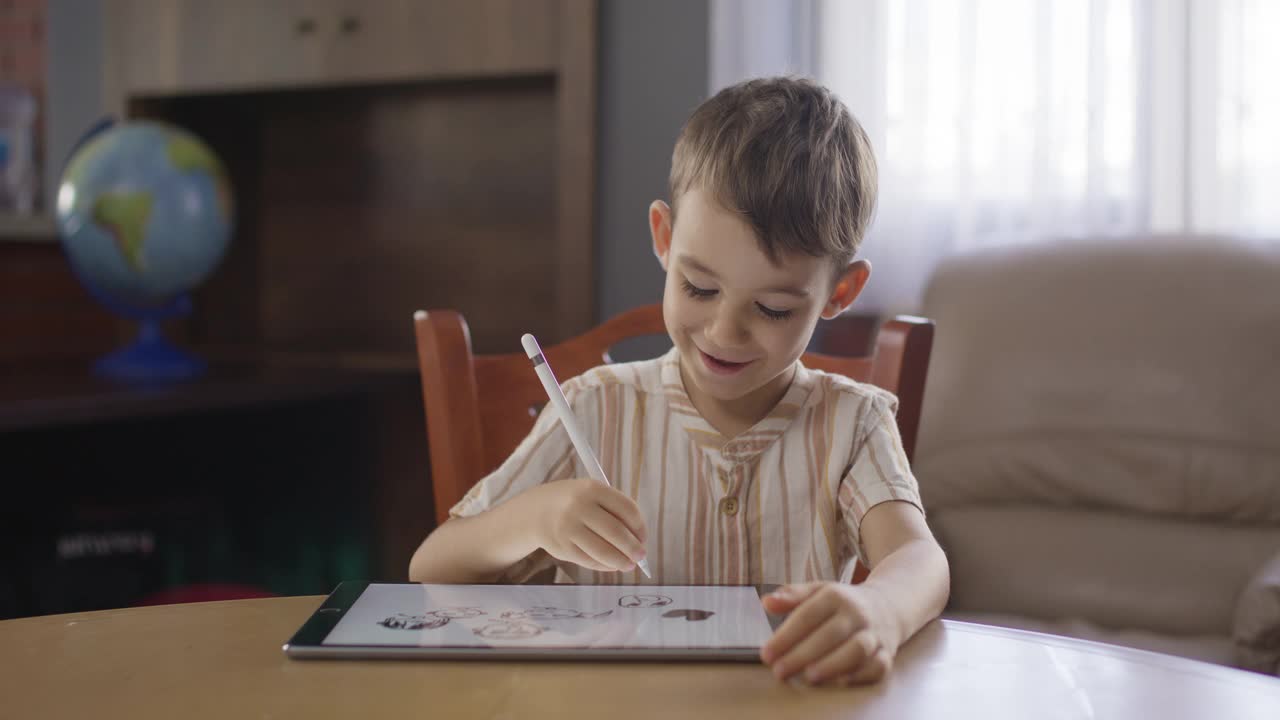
650,187,869,423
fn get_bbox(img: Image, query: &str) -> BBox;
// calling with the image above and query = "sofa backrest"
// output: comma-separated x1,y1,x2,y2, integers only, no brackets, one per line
915,236,1280,524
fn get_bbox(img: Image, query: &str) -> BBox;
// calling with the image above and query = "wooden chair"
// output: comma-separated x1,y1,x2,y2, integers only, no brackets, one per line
413,304,934,529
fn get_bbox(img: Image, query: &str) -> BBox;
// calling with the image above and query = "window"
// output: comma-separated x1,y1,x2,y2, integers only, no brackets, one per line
712,0,1280,311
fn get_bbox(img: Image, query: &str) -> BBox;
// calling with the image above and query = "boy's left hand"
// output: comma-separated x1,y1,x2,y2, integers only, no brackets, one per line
760,582,901,686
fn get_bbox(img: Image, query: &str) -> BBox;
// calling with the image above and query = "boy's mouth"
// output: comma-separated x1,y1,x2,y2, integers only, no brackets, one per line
699,349,752,375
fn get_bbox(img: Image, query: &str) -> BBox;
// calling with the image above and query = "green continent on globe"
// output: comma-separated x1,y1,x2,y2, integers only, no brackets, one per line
92,192,154,272
167,136,233,221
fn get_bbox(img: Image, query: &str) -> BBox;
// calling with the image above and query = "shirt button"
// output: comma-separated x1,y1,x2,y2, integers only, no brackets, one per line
719,497,740,517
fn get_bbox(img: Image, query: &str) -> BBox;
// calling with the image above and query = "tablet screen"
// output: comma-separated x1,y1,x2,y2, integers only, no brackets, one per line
322,583,774,650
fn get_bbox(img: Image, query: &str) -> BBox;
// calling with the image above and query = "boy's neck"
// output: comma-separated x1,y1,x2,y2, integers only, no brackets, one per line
677,359,798,440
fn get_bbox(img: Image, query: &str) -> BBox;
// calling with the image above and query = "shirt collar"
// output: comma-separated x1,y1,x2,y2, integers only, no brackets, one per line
659,347,815,468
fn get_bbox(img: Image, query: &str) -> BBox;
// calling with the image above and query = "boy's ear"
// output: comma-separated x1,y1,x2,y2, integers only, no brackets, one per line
821,260,872,320
650,200,673,271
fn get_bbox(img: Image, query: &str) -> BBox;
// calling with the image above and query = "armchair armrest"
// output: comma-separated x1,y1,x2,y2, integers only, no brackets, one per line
1234,549,1280,676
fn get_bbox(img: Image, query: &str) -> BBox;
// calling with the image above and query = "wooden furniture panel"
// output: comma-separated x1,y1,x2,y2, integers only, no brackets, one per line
19,1,602,602
104,1,598,362
249,78,559,356
105,0,334,98
326,0,559,84
0,242,120,362
104,0,560,99
0,361,427,596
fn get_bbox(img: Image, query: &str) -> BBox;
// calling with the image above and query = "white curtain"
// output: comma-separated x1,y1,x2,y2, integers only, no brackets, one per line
710,0,1280,314
1189,0,1280,237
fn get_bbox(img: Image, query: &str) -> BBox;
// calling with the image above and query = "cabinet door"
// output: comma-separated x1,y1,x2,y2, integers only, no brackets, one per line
322,0,559,83
106,0,560,97
106,0,338,96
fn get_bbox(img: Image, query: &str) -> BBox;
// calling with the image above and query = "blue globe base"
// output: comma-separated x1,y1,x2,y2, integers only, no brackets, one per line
95,318,207,382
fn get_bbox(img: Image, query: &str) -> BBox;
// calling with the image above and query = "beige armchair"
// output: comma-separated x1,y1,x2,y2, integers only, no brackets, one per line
913,236,1280,674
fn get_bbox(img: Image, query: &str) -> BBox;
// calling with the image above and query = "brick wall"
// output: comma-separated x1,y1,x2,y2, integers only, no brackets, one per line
0,0,45,209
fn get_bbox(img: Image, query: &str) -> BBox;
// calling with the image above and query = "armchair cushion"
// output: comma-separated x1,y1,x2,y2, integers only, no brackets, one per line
916,237,1280,524
934,505,1280,636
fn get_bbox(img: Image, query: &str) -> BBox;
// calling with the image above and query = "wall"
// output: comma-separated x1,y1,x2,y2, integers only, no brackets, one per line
595,0,709,334
44,0,104,206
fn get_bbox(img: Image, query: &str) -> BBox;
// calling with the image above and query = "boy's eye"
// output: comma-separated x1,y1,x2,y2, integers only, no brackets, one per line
681,278,793,320
756,303,793,321
681,279,717,299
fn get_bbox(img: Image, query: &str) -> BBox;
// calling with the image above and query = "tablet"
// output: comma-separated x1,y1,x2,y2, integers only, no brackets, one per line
284,582,782,661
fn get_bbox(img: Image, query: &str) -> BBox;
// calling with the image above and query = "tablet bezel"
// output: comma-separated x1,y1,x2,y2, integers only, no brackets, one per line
284,581,784,662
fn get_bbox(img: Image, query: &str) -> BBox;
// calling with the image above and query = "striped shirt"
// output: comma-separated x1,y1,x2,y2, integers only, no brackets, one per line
451,347,922,586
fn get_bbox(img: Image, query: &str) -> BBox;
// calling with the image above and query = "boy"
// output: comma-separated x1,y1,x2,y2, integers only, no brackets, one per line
409,77,950,686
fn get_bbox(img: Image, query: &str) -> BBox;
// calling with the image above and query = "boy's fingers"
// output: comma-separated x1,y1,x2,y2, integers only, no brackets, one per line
802,630,881,685
584,509,647,563
761,582,823,613
572,527,635,571
594,488,649,543
843,646,893,686
771,613,857,681
561,543,614,572
760,589,837,663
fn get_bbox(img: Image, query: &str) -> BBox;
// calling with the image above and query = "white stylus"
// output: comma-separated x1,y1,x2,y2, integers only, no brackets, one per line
521,333,652,578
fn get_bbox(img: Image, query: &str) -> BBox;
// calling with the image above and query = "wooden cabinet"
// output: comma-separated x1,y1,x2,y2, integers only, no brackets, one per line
324,0,560,84
101,0,597,361
0,0,596,617
106,0,333,97
105,0,562,98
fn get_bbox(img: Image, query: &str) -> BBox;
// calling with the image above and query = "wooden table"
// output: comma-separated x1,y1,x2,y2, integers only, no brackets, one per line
3,596,1278,719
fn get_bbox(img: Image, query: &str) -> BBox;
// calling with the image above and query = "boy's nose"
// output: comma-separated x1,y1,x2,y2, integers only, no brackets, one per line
705,308,750,349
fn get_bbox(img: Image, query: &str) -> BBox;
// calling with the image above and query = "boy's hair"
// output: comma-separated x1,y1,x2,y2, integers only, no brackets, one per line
669,76,877,273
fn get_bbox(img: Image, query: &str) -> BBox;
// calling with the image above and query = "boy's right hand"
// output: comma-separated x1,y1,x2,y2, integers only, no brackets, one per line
520,477,648,573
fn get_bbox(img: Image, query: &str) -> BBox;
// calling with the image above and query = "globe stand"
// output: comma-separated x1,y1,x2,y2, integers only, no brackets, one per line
93,293,207,382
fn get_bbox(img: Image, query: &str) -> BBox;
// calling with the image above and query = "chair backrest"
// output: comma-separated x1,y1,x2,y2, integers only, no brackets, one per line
414,304,933,526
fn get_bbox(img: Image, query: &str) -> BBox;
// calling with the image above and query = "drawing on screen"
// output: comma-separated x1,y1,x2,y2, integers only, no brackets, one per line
662,608,714,622
501,606,614,621
618,594,673,608
377,607,486,631
379,598,680,638
429,606,486,619
377,613,451,631
473,620,547,639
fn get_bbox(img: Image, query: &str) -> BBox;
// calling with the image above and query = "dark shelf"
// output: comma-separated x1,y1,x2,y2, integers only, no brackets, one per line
0,360,417,433
0,358,431,618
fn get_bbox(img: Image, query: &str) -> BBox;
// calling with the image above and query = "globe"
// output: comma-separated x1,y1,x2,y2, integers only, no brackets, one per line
55,120,234,380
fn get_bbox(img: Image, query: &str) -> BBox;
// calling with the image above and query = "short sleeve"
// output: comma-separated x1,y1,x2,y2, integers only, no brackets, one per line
837,393,925,566
449,380,586,520
447,379,589,582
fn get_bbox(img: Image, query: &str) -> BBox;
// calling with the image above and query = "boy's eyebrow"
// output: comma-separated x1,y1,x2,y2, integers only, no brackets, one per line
678,255,811,298
680,256,722,279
